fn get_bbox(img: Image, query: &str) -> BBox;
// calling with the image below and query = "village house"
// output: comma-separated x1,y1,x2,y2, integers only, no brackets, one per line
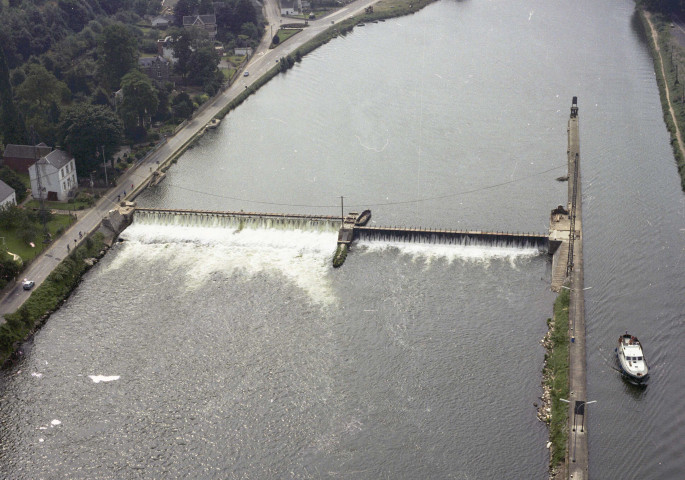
0,179,16,209
1,143,52,173
150,15,172,28
28,150,78,202
280,0,301,16
183,14,217,39
234,47,253,57
157,36,178,64
139,56,172,84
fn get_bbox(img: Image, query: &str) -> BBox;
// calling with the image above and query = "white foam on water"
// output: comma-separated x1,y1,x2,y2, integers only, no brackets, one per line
357,239,541,266
31,372,43,378
114,223,339,305
88,375,120,383
50,419,61,426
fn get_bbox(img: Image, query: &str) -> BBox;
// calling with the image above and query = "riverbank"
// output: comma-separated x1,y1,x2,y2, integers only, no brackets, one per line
0,233,107,366
639,9,685,190
0,0,441,367
541,288,570,478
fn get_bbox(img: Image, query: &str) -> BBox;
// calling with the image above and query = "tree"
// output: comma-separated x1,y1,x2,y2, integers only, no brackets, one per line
119,69,159,129
174,0,199,26
187,46,219,87
60,104,123,176
0,249,21,288
0,203,27,229
97,23,139,90
232,0,258,31
171,29,193,81
171,91,194,120
15,63,68,110
0,167,28,202
0,46,27,144
199,0,214,14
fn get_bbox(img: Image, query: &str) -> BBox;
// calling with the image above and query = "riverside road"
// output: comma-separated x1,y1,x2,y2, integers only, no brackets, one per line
0,0,381,320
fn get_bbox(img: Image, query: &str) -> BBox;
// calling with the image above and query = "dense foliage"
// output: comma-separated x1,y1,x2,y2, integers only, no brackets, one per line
0,166,28,202
637,0,685,14
59,104,124,176
0,0,262,177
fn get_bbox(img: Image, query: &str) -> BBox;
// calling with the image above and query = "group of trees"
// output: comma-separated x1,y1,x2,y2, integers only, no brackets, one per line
638,0,685,13
0,0,263,179
176,0,261,44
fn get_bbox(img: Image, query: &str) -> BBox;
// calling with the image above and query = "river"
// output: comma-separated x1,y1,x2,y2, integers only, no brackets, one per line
2,1,684,478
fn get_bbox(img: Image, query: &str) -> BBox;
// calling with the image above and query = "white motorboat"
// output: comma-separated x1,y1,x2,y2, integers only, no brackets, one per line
616,333,649,382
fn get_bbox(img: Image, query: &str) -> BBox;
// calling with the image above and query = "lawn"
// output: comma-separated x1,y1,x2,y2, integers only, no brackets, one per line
2,214,75,264
273,29,301,46
25,199,93,211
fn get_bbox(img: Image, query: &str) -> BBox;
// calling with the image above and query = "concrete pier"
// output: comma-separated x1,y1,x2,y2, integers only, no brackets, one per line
561,97,589,479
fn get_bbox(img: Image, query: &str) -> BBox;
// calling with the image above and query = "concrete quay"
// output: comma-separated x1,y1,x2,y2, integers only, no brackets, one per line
562,98,589,479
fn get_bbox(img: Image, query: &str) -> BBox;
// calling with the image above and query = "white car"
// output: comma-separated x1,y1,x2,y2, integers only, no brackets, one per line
22,279,35,290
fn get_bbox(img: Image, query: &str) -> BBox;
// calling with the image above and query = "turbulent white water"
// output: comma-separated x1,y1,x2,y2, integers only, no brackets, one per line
119,222,341,305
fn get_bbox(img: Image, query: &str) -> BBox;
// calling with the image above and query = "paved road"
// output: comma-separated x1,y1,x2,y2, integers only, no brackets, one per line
0,0,379,320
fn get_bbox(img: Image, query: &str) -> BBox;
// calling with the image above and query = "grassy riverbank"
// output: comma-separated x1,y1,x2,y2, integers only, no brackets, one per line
639,9,685,190
0,233,106,367
544,288,571,475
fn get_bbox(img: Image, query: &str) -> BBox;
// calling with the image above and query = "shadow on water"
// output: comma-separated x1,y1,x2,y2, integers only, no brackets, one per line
620,373,649,398
631,9,650,48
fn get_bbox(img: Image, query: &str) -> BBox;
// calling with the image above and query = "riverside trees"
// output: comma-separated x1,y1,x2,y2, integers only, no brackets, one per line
0,0,262,178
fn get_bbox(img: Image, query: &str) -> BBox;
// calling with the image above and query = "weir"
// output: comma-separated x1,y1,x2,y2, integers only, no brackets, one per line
132,208,553,253
134,208,342,232
355,226,549,251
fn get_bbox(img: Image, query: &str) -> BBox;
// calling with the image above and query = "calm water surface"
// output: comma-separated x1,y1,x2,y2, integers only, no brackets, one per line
2,1,684,478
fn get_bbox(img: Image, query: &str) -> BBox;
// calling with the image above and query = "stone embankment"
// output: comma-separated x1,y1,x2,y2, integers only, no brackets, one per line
97,201,136,245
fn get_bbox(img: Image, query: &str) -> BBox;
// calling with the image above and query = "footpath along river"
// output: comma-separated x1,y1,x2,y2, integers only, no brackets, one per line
1,1,684,478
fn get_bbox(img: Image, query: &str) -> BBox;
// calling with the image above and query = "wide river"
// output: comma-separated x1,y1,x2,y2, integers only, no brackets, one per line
2,0,684,478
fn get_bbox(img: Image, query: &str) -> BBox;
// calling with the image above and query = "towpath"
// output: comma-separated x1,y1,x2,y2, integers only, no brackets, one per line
644,11,685,160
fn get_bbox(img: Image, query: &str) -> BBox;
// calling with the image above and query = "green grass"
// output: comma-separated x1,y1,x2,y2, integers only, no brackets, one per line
3,214,75,263
25,199,92,211
274,28,301,45
546,287,570,469
1,233,106,366
332,243,348,267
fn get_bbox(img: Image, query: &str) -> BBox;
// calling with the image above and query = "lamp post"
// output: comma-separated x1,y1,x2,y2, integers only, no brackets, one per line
560,398,597,462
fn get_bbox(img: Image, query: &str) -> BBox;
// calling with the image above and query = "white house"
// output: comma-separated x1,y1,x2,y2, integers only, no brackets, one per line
280,0,301,15
157,36,179,64
0,179,16,209
234,47,253,57
29,149,78,202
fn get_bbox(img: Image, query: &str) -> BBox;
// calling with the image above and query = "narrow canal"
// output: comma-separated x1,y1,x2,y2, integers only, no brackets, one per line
1,1,684,478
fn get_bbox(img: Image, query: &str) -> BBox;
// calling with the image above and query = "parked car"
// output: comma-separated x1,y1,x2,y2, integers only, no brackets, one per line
22,279,35,290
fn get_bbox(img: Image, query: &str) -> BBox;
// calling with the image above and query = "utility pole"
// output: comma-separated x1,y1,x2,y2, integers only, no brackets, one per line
101,145,108,186
31,127,49,243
